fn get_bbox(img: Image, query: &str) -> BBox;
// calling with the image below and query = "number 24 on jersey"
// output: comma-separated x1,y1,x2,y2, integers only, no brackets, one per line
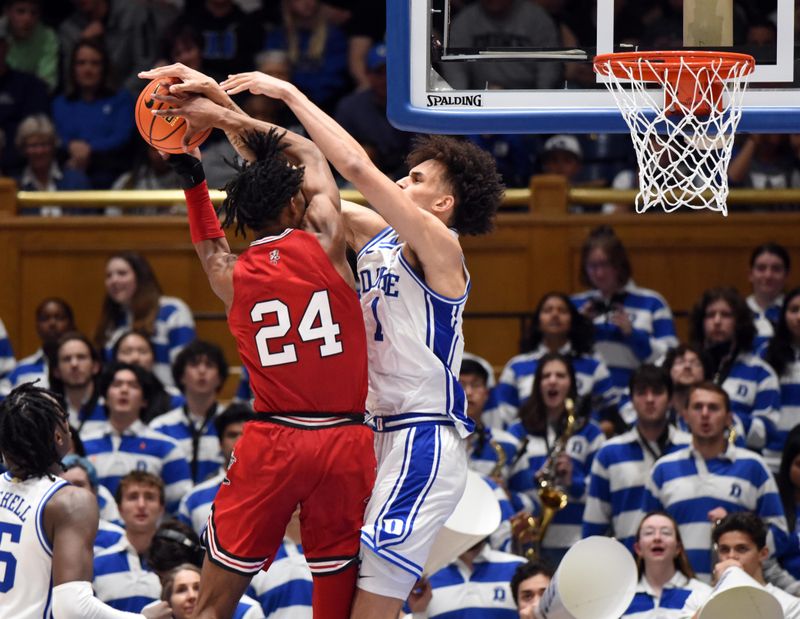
251,290,343,367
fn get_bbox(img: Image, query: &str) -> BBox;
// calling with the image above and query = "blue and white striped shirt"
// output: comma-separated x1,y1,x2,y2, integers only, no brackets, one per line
149,404,225,484
721,351,781,467
761,345,800,473
82,419,193,514
93,538,161,613
748,294,782,352
72,397,108,439
484,344,618,430
247,538,313,619
177,471,223,536
0,349,46,397
621,572,711,618
235,594,267,619
103,296,196,388
94,518,126,553
583,425,692,551
643,443,789,582
571,281,678,391
416,546,525,618
507,419,606,557
0,317,14,380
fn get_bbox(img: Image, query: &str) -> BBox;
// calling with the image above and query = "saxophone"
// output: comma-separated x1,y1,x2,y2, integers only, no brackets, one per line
489,439,507,479
512,398,579,560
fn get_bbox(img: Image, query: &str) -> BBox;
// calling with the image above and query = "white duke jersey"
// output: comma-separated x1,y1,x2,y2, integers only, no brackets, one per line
0,471,69,618
357,227,472,436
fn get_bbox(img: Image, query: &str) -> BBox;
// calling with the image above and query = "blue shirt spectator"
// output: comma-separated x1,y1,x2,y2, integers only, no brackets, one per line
52,39,134,188
264,2,350,112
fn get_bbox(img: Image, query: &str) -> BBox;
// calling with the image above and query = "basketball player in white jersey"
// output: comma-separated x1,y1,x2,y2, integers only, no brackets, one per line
0,383,171,619
220,71,504,619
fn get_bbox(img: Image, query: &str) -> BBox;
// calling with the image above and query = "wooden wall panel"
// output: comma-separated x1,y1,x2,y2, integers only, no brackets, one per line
2,213,800,389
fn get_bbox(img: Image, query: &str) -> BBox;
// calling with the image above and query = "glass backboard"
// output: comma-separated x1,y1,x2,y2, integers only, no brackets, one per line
386,0,798,134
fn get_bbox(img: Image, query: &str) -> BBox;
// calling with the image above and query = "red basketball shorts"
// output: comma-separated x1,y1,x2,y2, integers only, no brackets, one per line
205,417,376,577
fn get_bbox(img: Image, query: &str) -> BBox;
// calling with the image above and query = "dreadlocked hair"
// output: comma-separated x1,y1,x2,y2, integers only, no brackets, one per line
406,135,504,236
220,128,305,238
0,383,67,479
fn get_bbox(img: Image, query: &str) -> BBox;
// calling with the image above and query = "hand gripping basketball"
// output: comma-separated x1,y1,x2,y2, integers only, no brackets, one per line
135,77,213,154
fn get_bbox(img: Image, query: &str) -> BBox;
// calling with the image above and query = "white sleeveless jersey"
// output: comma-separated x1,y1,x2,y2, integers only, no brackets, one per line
0,471,68,618
357,227,473,436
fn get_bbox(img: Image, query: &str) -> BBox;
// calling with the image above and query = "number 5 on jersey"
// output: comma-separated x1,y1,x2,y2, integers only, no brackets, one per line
251,290,343,367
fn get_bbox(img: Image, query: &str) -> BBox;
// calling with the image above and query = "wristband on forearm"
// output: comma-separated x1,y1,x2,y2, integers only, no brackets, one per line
185,181,225,243
167,153,206,190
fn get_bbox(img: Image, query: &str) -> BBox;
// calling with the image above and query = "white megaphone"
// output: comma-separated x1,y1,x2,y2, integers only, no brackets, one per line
535,536,637,619
698,566,782,619
423,470,501,575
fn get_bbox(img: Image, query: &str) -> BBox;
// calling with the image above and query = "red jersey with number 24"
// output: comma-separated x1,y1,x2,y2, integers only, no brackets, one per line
228,228,368,414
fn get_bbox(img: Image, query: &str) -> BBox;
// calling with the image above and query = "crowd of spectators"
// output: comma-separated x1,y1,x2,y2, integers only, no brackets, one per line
1,226,800,616
2,0,799,215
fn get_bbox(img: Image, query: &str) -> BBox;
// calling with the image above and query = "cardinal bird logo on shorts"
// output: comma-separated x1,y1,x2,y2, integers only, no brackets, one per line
269,249,280,265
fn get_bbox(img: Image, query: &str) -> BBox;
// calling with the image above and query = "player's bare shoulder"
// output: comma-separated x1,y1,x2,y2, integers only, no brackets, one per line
341,199,389,252
45,482,99,532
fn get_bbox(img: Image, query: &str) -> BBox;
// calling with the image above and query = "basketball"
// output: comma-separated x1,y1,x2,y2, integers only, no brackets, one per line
134,78,212,154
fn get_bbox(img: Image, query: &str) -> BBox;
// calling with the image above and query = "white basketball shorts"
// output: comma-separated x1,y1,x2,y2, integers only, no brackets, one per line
358,420,468,599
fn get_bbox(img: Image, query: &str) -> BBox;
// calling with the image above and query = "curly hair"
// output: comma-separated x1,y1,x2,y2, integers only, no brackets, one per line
406,135,504,236
662,343,713,382
220,129,305,238
688,286,756,352
0,383,68,479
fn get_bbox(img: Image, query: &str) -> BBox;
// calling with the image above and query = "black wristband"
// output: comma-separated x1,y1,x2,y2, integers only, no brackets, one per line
167,154,206,190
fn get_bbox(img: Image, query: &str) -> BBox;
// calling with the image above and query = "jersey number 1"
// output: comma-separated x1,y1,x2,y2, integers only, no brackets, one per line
251,290,343,367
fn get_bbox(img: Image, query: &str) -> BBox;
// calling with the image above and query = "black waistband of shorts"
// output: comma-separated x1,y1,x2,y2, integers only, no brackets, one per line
253,412,366,430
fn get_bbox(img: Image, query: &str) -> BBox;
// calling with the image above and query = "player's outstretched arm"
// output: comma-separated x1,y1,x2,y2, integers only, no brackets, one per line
139,63,248,155
150,92,340,214
47,485,171,619
221,72,465,279
165,153,235,309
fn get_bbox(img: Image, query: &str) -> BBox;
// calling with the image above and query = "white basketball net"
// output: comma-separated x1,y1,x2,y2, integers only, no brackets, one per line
595,54,754,216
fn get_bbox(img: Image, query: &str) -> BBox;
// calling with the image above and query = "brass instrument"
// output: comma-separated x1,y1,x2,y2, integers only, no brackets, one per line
512,398,579,560
489,439,507,479
727,424,736,447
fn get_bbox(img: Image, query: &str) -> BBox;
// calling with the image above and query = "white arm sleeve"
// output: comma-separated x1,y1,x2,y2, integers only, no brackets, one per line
52,581,144,619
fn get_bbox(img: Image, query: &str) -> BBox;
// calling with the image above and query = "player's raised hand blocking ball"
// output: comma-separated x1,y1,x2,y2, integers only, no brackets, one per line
135,78,212,153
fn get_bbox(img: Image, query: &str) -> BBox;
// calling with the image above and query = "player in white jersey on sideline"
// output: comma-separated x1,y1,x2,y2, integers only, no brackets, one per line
0,382,170,619
220,69,504,619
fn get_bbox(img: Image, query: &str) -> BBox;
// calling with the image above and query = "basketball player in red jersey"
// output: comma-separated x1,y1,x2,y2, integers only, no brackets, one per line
139,67,376,619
